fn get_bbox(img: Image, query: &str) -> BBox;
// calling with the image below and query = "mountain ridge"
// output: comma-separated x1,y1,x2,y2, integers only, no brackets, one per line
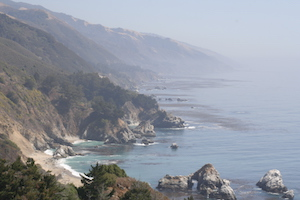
2,0,232,76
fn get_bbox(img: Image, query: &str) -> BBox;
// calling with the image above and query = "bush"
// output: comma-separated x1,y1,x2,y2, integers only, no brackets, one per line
0,157,65,200
121,181,151,200
6,91,19,104
79,163,127,200
24,77,36,90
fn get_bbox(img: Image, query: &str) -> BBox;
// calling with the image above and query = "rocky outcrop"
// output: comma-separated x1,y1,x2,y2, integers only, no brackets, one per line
191,164,236,200
157,164,236,200
133,121,155,137
282,190,294,199
141,137,154,145
122,101,141,126
256,169,288,194
152,110,185,128
123,101,185,129
157,174,192,191
53,145,77,158
80,115,137,144
104,127,137,144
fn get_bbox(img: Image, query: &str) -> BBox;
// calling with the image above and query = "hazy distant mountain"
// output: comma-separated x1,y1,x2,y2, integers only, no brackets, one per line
53,13,232,75
0,2,119,66
0,0,158,87
0,13,95,73
2,0,231,75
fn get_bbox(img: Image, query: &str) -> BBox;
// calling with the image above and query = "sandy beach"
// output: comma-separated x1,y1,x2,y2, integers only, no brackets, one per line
9,131,82,187
29,151,82,187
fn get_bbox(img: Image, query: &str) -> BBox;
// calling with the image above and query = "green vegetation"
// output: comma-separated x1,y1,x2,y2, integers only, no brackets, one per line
0,14,94,74
0,157,161,200
0,134,21,163
78,163,127,200
0,157,65,200
39,71,155,123
121,182,152,200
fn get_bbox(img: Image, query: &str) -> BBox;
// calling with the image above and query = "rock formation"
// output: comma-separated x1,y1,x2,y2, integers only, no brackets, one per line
123,101,185,130
152,110,185,128
133,120,156,137
282,190,294,199
191,164,236,200
256,169,288,193
80,118,137,144
53,145,77,158
157,174,192,191
141,137,154,145
157,163,236,200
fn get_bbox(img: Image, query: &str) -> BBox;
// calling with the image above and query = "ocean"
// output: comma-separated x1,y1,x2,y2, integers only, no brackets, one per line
63,64,300,199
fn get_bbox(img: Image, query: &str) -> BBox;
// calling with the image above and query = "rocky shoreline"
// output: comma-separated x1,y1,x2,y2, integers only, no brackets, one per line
157,163,294,200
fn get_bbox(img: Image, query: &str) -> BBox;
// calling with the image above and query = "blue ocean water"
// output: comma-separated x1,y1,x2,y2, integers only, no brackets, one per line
65,65,300,199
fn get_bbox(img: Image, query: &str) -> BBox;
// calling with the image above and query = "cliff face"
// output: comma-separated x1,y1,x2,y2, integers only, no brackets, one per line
0,74,79,153
79,101,185,144
123,102,185,129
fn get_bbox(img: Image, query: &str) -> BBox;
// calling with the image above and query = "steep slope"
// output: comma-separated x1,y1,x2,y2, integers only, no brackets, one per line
0,13,95,73
0,3,119,65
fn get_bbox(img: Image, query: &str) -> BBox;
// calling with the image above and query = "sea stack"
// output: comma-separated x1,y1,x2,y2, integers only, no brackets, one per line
256,169,288,193
191,163,237,200
157,163,237,200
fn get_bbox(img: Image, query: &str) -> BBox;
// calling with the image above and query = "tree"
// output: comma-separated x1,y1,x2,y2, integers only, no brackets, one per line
78,163,127,200
121,181,152,200
0,157,65,200
41,74,59,94
24,76,36,90
92,96,124,120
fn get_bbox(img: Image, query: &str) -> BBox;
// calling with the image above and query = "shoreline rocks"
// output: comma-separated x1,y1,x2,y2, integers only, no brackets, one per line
53,145,77,158
191,164,236,200
157,174,192,191
256,169,288,193
256,169,294,199
157,163,236,200
282,190,294,199
133,120,156,137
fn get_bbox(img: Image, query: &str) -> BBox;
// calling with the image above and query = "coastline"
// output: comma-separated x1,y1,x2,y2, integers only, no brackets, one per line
29,151,82,187
9,131,83,187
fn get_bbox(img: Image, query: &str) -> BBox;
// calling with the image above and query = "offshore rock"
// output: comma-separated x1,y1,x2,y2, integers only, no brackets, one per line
141,137,154,145
256,169,288,193
53,145,76,158
282,190,294,199
152,110,185,128
157,174,193,191
191,163,236,200
133,121,156,137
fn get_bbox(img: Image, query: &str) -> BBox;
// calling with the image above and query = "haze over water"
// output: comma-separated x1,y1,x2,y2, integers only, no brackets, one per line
66,64,300,199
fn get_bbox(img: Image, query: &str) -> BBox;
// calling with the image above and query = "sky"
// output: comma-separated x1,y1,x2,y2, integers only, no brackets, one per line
14,0,300,65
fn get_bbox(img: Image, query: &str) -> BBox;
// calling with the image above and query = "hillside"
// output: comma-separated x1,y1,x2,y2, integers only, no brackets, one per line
0,0,158,87
0,13,95,73
1,0,232,76
53,13,232,75
0,3,119,65
0,12,183,160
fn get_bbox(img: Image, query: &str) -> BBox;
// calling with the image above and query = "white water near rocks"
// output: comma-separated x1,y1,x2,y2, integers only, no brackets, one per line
65,65,300,199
